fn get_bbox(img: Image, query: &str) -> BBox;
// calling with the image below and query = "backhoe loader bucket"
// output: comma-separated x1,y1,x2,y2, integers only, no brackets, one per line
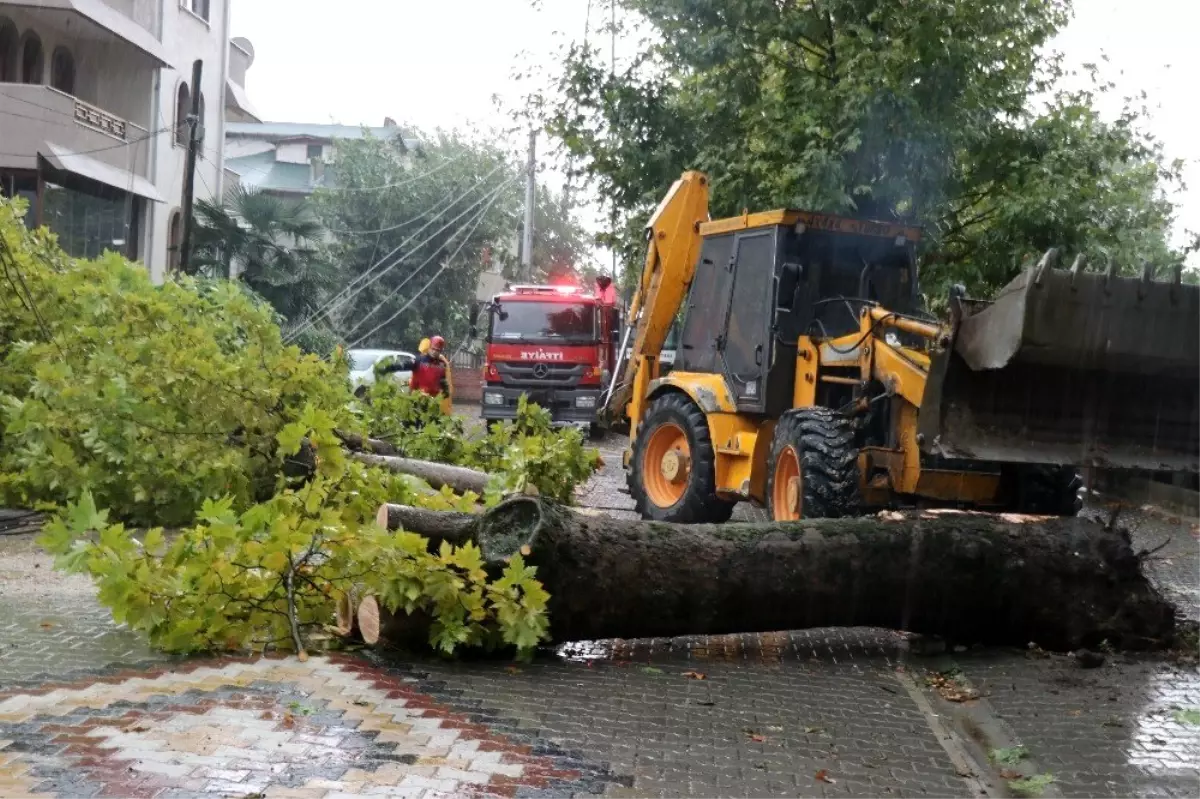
920,253,1200,473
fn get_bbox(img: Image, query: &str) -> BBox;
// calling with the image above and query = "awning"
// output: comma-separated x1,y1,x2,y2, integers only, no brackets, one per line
4,0,172,67
225,80,262,122
42,142,166,203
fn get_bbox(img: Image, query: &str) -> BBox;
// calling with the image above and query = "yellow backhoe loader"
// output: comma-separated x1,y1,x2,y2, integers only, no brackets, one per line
602,171,1199,522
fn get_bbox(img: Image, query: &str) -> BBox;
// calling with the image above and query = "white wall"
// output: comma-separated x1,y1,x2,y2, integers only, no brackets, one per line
145,0,232,282
275,141,321,165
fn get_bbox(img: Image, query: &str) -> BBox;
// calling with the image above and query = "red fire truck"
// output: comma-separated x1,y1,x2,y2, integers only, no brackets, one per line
480,281,621,428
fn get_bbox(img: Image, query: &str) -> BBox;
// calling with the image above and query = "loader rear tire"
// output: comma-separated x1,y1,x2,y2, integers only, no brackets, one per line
767,408,861,521
628,392,736,524
1008,465,1084,517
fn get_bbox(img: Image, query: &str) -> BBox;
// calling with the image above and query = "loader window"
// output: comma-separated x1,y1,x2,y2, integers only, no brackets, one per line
723,231,775,409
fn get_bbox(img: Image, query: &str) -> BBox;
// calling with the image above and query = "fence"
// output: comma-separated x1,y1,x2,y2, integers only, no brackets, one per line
450,349,484,403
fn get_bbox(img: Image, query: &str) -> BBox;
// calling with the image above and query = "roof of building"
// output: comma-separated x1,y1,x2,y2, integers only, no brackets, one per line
225,121,419,150
225,151,319,195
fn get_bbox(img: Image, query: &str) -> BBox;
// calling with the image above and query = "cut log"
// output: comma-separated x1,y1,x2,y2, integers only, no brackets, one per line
352,452,489,496
377,498,1177,652
333,588,358,638
355,593,432,649
375,504,477,547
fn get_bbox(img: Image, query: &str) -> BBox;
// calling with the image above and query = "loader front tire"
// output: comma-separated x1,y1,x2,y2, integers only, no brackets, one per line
1007,464,1084,517
628,393,735,523
767,408,861,521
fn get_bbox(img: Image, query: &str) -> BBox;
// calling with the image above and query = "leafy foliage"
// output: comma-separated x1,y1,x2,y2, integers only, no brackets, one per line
542,0,1185,298
0,201,352,527
990,746,1029,766
358,385,601,504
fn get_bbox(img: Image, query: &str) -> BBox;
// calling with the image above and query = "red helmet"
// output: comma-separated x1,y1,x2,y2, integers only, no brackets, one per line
429,335,445,350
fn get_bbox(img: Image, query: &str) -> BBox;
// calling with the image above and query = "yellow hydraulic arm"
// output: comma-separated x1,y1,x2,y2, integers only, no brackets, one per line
602,171,710,430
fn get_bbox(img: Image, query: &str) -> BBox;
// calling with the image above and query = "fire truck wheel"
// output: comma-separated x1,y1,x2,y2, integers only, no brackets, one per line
628,392,736,524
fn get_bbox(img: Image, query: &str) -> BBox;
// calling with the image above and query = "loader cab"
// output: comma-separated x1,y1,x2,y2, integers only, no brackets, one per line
676,210,922,415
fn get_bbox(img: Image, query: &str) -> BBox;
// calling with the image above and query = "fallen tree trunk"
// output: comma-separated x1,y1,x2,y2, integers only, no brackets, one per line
352,452,490,495
377,499,1177,651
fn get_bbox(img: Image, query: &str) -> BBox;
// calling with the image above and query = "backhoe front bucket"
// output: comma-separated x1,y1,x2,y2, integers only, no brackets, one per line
920,257,1200,473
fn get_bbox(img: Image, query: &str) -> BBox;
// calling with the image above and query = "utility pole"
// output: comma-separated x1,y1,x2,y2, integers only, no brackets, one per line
178,59,203,273
521,129,536,281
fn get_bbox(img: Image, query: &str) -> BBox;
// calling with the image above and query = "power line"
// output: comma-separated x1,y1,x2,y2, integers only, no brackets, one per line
350,185,504,348
340,178,511,341
285,163,508,338
315,148,470,193
323,167,499,236
285,170,515,342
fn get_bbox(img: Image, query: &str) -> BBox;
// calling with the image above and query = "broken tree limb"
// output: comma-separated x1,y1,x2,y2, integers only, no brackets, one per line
336,431,400,457
377,498,1177,652
352,452,489,496
375,503,477,548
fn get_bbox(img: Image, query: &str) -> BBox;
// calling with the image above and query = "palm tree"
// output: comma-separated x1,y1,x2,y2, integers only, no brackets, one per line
190,187,336,322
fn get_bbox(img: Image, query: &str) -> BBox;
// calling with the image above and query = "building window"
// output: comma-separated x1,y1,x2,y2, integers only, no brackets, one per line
183,0,210,23
167,210,182,271
306,143,323,160
50,47,74,95
175,82,190,146
19,31,42,84
41,176,140,261
0,18,18,83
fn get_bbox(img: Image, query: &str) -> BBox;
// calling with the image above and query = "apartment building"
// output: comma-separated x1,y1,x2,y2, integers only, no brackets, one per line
0,0,253,282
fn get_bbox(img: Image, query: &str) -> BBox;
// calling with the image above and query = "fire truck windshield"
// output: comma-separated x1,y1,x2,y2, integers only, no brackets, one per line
490,300,596,344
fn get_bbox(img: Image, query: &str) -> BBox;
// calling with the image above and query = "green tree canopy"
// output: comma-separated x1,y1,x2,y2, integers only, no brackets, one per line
310,130,592,350
544,0,1185,299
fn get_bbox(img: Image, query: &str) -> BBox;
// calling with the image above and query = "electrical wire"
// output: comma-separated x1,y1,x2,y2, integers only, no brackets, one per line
285,172,516,342
349,185,504,348
338,177,515,341
283,164,507,340
315,148,469,193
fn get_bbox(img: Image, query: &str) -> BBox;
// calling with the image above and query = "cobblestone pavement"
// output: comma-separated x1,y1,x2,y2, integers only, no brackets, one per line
1,411,1197,797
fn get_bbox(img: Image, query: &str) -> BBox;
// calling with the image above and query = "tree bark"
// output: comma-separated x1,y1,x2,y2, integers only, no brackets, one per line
378,499,1177,652
352,452,490,495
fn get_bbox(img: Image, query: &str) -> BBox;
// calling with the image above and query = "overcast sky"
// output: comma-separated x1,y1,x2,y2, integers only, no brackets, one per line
230,0,1196,266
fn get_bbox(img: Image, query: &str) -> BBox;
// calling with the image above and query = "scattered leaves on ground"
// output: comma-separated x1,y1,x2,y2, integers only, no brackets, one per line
815,769,836,784
999,768,1023,779
504,665,522,675
926,669,980,702
1007,773,1056,797
641,666,663,675
990,746,1029,766
1172,708,1200,725
682,671,707,680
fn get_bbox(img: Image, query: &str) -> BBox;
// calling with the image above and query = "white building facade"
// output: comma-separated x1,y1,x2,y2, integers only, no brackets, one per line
0,1,253,282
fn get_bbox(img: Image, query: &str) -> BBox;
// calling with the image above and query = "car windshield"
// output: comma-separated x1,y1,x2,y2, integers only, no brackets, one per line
490,301,596,344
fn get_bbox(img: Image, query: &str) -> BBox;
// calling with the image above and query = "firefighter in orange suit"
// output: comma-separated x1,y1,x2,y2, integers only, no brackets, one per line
413,335,453,414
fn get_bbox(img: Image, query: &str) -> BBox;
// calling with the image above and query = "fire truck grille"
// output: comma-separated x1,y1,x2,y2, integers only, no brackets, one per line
495,362,586,387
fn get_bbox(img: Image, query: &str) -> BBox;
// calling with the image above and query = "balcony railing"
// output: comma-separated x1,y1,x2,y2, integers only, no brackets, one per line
72,96,130,140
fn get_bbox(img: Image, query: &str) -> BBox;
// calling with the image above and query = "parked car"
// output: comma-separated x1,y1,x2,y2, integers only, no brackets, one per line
348,349,415,395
